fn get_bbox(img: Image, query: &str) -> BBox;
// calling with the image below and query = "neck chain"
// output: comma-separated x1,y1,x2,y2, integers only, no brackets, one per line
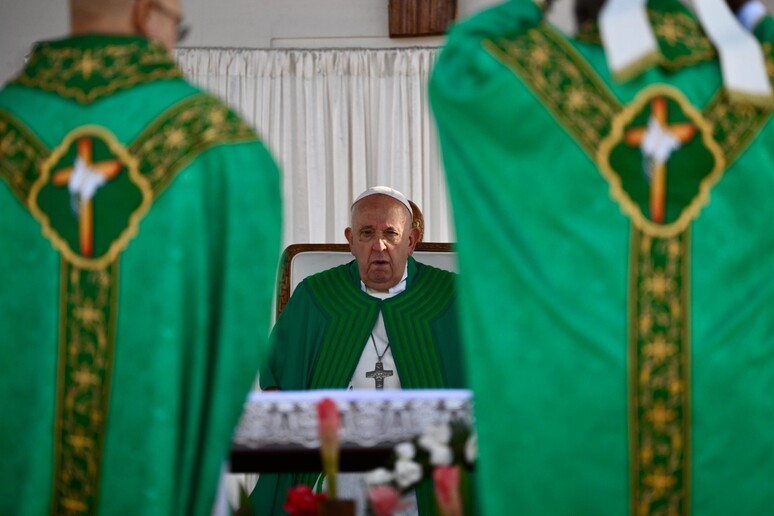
370,333,390,363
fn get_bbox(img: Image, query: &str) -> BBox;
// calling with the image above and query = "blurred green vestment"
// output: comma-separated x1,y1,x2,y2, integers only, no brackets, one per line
0,34,282,516
430,1,774,514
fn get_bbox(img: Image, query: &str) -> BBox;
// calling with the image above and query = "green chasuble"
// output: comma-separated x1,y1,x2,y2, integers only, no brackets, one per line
430,1,774,514
0,35,282,515
253,256,465,515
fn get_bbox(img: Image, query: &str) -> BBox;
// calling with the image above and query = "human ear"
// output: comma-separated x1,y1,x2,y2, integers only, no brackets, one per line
407,227,419,254
345,227,354,249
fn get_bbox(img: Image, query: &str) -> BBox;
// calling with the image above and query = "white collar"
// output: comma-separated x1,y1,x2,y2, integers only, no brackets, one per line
360,263,409,298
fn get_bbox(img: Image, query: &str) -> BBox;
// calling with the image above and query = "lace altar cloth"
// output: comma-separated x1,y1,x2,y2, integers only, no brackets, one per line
233,389,473,449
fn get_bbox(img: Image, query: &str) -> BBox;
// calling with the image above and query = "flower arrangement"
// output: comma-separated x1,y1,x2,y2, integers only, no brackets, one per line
365,420,476,516
283,408,476,516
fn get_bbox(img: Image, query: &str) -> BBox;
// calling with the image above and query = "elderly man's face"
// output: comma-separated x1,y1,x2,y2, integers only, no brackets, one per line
345,195,418,292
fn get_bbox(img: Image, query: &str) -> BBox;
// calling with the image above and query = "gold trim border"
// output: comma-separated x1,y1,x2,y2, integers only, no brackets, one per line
683,230,692,516
0,109,50,203
611,50,663,84
597,85,726,238
13,68,183,105
129,93,258,197
51,260,120,514
51,259,68,513
726,88,774,109
484,25,622,160
13,41,183,105
28,125,153,270
627,228,691,515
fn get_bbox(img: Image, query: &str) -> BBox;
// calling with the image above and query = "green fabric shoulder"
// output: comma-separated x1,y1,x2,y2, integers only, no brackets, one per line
431,0,543,104
260,261,379,390
383,261,464,388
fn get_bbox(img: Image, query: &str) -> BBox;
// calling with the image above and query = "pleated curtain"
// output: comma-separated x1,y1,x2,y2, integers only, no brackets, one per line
176,47,454,246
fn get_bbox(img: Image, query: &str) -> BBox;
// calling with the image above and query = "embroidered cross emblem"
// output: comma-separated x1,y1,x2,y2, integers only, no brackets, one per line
624,97,696,223
51,138,122,257
366,361,394,390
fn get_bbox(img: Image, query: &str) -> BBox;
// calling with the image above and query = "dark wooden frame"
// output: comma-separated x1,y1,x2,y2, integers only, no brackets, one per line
388,0,458,37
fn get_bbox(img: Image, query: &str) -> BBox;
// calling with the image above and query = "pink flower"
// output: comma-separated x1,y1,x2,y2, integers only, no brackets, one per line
317,398,341,498
433,466,463,516
283,484,326,515
367,485,412,516
317,397,340,442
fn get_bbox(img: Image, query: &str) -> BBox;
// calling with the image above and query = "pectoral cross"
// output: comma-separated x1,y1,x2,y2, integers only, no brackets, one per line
52,138,122,257
366,361,393,390
624,97,696,224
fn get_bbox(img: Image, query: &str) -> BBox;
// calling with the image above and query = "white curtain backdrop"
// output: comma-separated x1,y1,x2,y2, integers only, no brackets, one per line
176,47,454,246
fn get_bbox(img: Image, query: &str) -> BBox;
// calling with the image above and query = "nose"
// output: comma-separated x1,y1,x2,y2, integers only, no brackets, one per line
372,238,387,251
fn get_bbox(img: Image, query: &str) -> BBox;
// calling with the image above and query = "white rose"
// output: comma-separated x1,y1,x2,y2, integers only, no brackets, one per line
421,423,451,447
464,433,477,464
428,444,453,466
417,435,434,452
395,442,416,460
365,467,394,486
394,459,423,488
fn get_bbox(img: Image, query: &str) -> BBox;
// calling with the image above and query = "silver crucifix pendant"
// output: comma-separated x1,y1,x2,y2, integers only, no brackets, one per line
365,361,394,389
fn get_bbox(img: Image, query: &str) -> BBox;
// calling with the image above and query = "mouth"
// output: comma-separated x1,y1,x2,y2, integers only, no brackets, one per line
371,260,390,267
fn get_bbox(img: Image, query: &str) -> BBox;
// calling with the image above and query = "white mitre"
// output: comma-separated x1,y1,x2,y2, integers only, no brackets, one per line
598,0,773,105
